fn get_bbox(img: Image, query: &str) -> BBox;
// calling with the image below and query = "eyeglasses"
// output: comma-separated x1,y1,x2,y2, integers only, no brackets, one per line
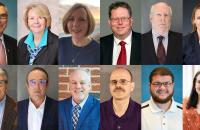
0,80,7,85
151,82,173,88
70,81,88,86
110,79,131,85
28,79,47,87
0,14,8,20
110,17,131,23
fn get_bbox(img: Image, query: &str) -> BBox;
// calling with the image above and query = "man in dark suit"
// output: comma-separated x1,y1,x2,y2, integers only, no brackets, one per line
141,2,182,64
59,68,100,130
0,2,17,65
100,1,141,65
17,67,58,130
0,68,17,130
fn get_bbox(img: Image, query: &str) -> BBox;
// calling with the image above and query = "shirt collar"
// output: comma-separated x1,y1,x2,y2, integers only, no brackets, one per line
114,31,132,45
72,95,89,110
29,96,46,110
25,28,48,49
0,96,6,106
149,97,177,113
152,29,168,40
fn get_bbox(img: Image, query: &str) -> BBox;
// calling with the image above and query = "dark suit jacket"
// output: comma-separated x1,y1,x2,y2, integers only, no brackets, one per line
17,96,58,130
3,34,17,65
100,31,141,65
183,31,200,64
17,30,58,65
1,95,17,130
59,95,100,130
141,30,182,64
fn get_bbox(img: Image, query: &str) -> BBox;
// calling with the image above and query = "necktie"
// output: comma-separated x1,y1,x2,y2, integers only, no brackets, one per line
117,41,126,65
0,39,6,64
72,105,81,130
157,36,166,64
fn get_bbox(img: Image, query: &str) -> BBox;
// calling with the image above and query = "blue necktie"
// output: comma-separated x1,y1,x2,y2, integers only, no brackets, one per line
72,105,81,130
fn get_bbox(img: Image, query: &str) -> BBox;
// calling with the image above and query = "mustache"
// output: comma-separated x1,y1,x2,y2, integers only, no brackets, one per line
156,90,169,94
113,88,125,92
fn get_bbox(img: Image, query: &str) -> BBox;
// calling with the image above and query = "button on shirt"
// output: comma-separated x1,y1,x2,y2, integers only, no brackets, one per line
142,97,182,130
152,30,168,55
112,31,132,65
28,97,46,130
0,96,6,129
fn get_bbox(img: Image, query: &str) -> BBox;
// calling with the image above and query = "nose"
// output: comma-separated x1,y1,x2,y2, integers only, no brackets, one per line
73,19,79,27
118,18,123,24
75,82,82,89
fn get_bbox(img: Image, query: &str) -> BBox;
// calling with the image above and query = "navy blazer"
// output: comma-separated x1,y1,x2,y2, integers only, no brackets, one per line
17,30,58,65
17,96,58,130
3,34,17,65
141,30,182,64
59,95,100,130
183,31,200,64
100,31,141,65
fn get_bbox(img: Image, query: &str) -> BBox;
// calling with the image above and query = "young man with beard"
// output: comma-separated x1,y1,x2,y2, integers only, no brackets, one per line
142,67,182,130
101,67,141,130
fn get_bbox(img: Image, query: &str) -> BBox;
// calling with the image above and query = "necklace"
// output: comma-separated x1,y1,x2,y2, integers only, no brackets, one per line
71,43,83,64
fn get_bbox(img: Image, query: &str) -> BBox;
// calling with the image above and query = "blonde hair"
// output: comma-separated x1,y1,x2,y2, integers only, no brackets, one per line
191,3,200,32
62,3,95,36
24,2,52,29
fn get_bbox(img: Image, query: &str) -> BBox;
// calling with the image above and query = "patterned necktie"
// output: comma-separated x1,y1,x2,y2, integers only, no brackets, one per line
0,39,6,64
117,41,126,65
157,36,166,64
72,105,81,130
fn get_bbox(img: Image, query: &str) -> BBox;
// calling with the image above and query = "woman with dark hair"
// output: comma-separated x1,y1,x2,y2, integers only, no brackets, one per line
183,71,200,130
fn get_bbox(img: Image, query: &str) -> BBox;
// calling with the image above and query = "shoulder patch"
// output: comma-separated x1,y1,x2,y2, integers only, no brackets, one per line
177,105,182,110
142,104,149,109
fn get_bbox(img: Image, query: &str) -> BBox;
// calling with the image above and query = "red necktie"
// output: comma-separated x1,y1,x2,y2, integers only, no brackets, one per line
117,41,126,65
0,39,6,64
157,36,166,64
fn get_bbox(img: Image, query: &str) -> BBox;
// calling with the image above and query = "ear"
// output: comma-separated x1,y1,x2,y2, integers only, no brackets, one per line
130,81,135,92
108,19,111,27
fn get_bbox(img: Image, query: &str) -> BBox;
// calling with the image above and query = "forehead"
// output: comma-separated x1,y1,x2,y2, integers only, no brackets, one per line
110,68,131,80
69,70,89,81
152,3,170,14
196,74,200,80
28,70,47,79
70,8,87,17
195,9,200,16
0,6,7,14
151,75,172,82
111,7,129,17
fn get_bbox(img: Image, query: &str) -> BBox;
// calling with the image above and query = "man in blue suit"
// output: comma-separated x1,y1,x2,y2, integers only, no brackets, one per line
17,67,58,130
59,68,100,130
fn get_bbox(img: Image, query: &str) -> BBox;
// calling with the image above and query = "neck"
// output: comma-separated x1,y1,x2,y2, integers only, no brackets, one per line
197,29,200,39
112,98,129,117
155,100,172,111
31,97,45,108
72,37,90,47
33,32,44,47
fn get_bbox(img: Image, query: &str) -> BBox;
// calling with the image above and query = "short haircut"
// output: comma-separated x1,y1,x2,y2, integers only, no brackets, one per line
69,68,91,84
0,2,8,14
149,67,174,83
110,67,133,82
150,2,172,16
108,1,132,18
191,3,200,32
62,3,95,36
26,67,48,83
23,2,51,29
0,68,8,83
187,71,200,109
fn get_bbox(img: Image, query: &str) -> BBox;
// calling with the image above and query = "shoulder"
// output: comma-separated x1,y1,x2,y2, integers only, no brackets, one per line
18,98,29,107
59,37,71,45
141,100,150,109
130,99,141,108
174,100,183,110
46,96,58,104
59,98,71,105
100,34,113,42
169,31,182,37
18,35,28,45
132,31,141,38
6,95,16,106
48,30,58,39
3,34,17,43
142,31,152,38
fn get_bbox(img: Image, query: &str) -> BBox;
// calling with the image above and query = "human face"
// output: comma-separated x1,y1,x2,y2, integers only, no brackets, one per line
109,7,132,40
0,6,8,36
0,74,7,101
109,68,134,101
150,3,171,35
69,70,91,104
150,75,174,104
195,74,200,95
27,8,46,35
27,70,48,103
193,9,200,32
67,8,89,40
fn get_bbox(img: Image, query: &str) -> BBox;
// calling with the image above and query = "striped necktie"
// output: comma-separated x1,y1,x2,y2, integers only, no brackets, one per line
72,105,81,130
0,39,6,64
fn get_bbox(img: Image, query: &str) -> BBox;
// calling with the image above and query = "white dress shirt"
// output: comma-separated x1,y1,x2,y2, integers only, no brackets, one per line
152,30,168,55
142,97,182,130
112,31,132,65
28,97,46,130
0,96,6,129
72,95,88,114
0,35,7,64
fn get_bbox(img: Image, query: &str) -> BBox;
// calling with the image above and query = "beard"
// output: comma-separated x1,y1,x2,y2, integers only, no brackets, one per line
150,89,174,104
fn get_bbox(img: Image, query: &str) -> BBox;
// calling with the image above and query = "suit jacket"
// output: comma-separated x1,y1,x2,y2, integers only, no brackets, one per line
1,95,17,130
59,95,100,130
141,30,182,64
17,30,58,65
100,31,141,65
183,31,200,64
17,96,58,130
3,34,17,65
